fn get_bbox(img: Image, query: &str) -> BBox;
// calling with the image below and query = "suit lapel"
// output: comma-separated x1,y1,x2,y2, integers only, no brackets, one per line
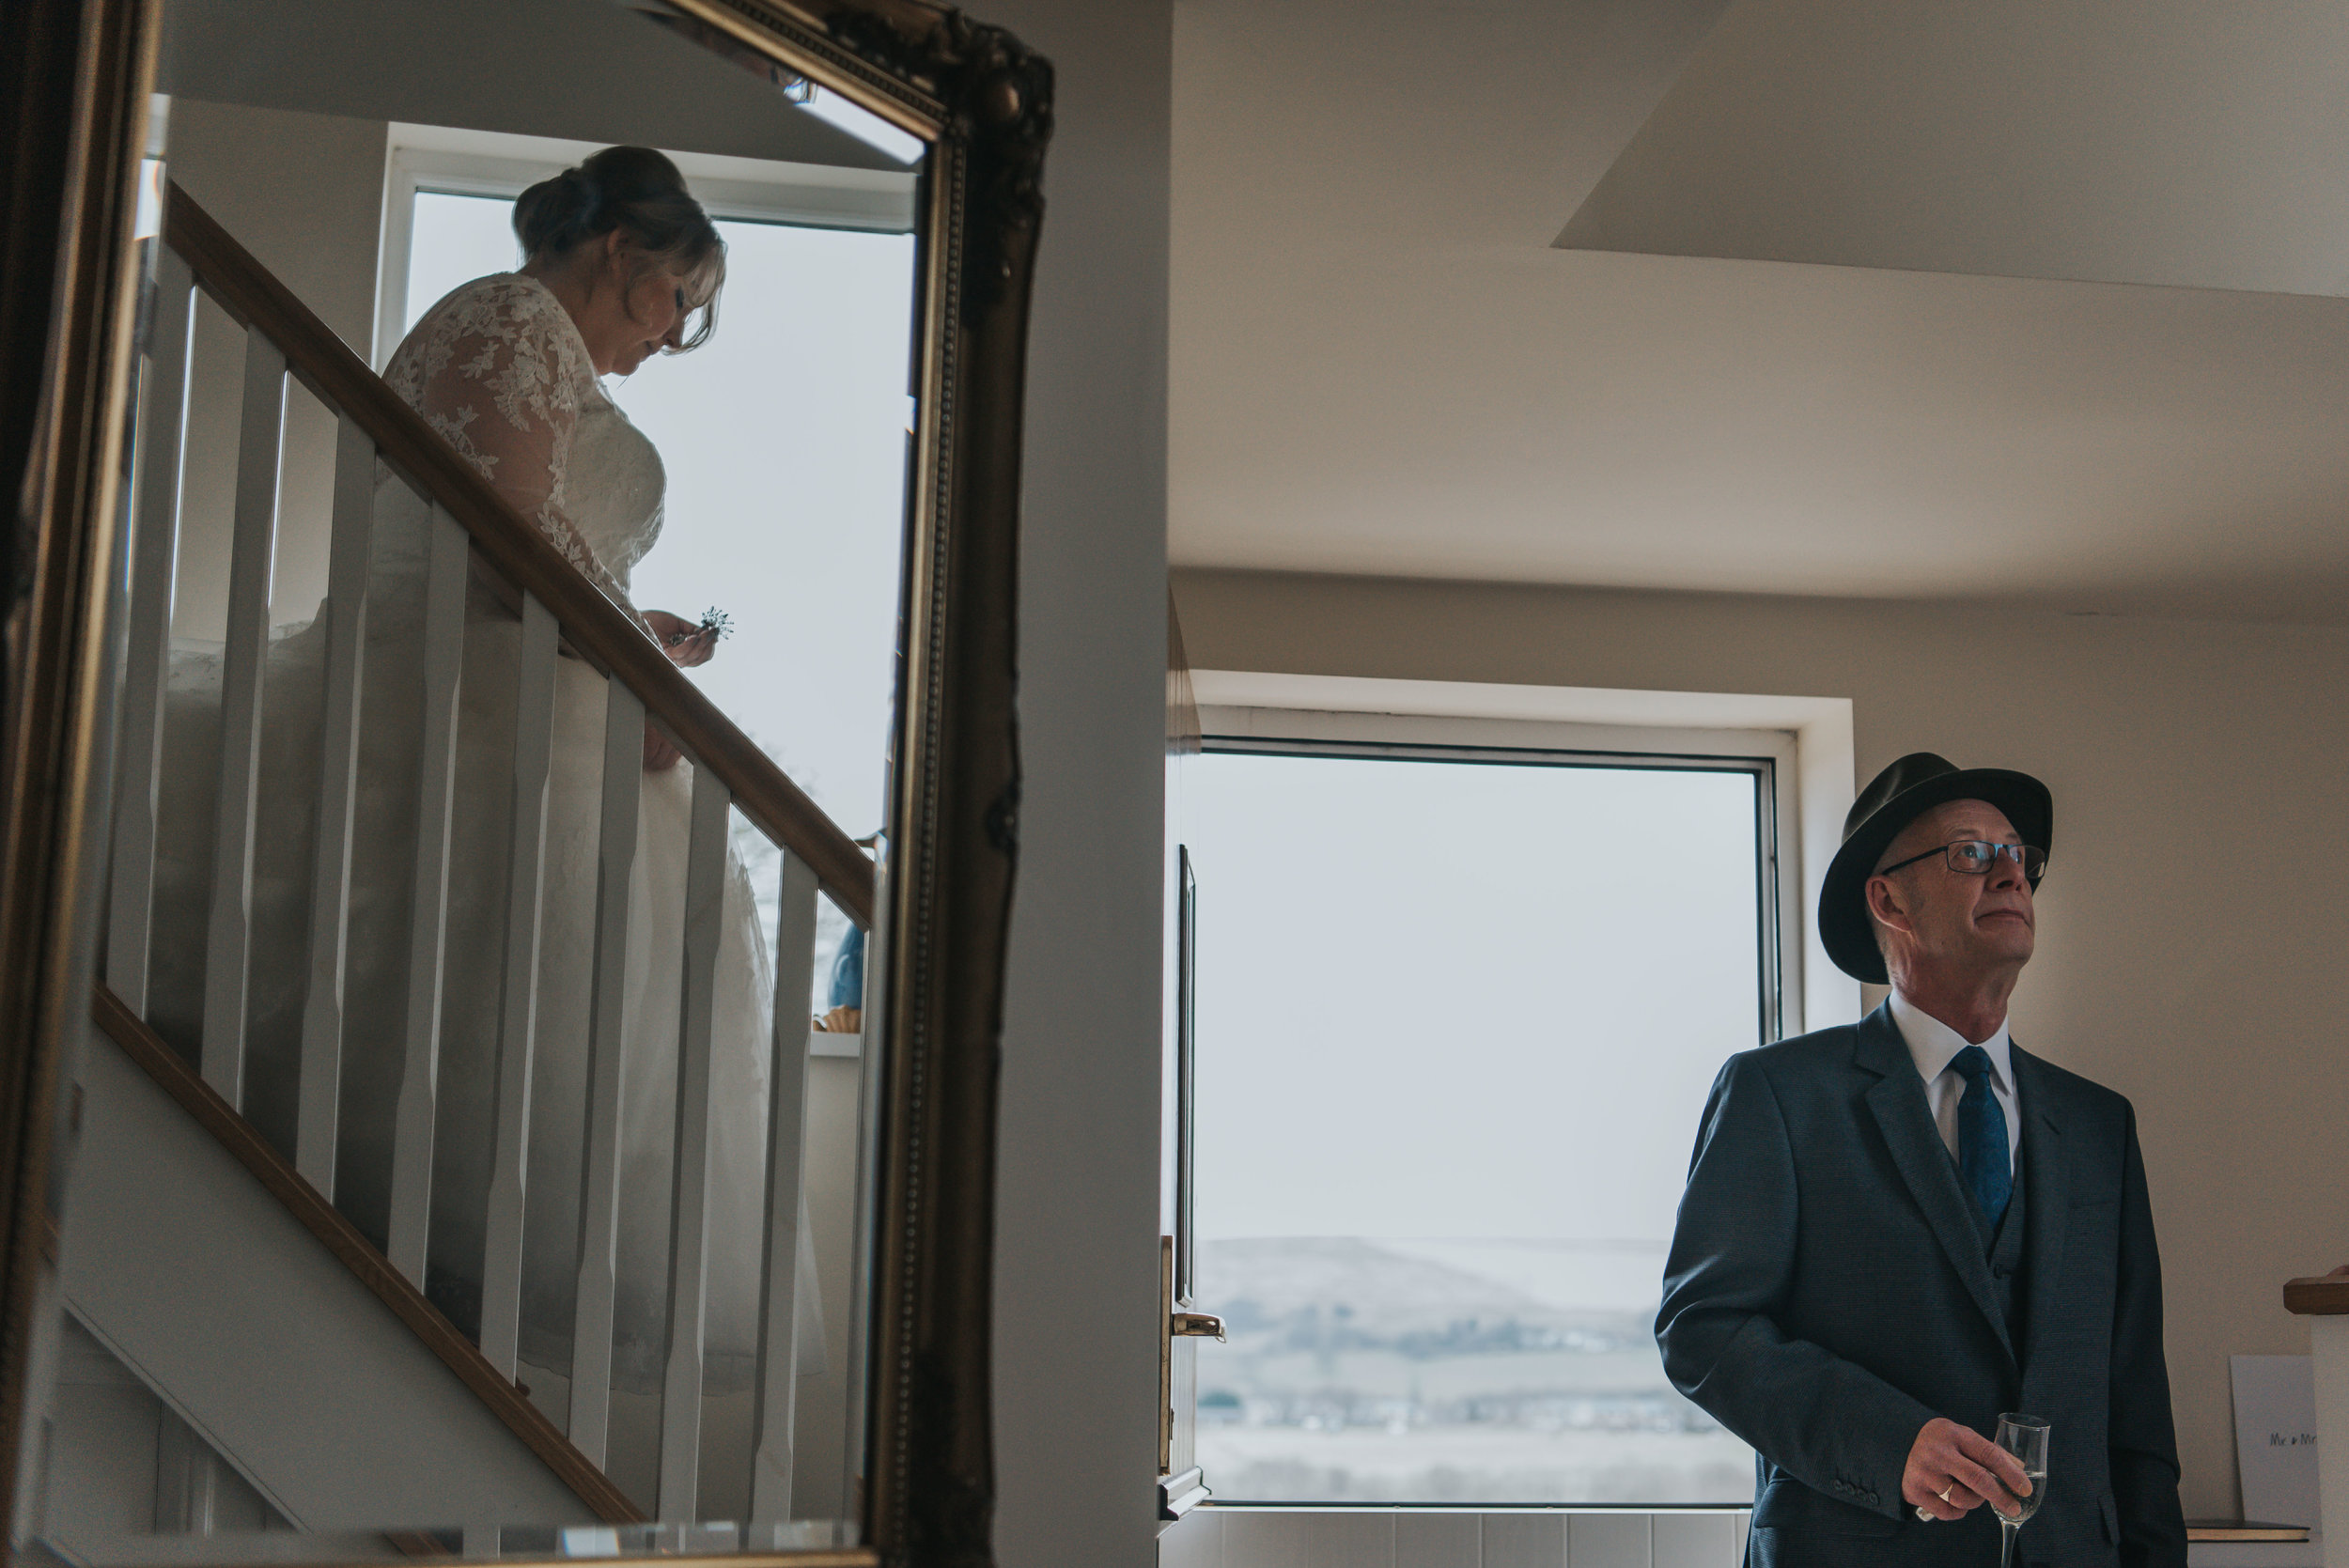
1855,1004,2015,1361
2011,1044,2069,1393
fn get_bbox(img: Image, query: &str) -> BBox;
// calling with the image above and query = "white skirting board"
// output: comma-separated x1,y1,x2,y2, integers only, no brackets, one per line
1169,1509,2334,1567
1159,1508,1750,1568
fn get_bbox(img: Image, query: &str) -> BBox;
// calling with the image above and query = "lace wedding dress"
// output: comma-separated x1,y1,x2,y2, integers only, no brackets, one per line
145,273,812,1512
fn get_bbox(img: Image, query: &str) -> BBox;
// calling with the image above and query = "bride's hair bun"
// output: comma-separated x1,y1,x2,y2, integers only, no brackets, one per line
514,165,603,256
514,147,727,351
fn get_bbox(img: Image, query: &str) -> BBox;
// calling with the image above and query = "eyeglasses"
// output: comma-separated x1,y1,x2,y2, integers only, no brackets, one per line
1876,840,2047,885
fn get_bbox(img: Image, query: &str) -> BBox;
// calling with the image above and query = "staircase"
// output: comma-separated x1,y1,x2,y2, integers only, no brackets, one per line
36,183,879,1553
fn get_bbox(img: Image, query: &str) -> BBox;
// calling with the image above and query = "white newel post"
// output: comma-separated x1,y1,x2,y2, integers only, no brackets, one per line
2289,1277,2349,1563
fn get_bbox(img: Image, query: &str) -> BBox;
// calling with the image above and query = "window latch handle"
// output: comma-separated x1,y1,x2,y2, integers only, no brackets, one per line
1171,1312,1225,1343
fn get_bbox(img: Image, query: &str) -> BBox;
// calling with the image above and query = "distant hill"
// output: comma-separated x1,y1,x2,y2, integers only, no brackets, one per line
1202,1236,1542,1323
1198,1236,1667,1346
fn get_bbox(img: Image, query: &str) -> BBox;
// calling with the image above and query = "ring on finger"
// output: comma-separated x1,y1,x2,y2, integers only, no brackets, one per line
1914,1505,1936,1523
1937,1483,1955,1503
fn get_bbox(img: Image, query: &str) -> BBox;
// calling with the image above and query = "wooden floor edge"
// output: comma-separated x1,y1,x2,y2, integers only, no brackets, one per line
86,984,646,1524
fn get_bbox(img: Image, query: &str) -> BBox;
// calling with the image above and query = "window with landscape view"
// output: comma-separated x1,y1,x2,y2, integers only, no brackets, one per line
1182,737,1779,1504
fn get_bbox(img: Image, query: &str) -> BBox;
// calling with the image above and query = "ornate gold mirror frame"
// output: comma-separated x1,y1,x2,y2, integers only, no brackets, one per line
0,0,1050,1562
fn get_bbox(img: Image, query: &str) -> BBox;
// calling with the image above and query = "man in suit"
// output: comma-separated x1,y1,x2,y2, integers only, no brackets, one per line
1657,753,2186,1566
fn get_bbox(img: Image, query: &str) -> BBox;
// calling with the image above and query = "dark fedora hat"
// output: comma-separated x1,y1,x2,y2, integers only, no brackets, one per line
1819,753,2052,986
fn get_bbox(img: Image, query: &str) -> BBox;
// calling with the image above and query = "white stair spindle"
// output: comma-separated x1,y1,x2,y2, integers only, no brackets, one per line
568,678,645,1465
658,765,732,1517
480,592,561,1378
293,415,375,1194
107,247,194,1015
386,505,469,1285
200,327,286,1108
748,847,822,1524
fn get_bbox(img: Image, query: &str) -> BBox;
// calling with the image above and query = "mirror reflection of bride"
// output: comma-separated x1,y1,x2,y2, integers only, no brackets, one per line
146,147,815,1490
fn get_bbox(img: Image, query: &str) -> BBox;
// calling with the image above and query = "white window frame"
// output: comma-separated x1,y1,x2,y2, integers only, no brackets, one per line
372,121,918,369
1190,670,1860,1042
1172,670,1860,1513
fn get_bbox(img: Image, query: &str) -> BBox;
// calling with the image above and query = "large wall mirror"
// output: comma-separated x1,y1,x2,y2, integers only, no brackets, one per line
0,1,1048,1564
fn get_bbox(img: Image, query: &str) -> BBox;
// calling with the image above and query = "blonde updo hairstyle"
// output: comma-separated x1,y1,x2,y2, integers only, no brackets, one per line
514,146,725,352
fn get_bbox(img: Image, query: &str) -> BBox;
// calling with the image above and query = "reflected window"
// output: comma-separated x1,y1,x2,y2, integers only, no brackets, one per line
388,150,914,836
393,152,914,986
1185,738,1775,1505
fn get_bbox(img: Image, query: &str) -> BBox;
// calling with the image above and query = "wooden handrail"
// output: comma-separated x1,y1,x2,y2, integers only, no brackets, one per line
161,183,874,926
90,985,645,1524
2285,1274,2349,1315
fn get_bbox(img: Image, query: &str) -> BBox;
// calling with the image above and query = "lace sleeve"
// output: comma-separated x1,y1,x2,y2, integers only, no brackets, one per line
386,278,647,626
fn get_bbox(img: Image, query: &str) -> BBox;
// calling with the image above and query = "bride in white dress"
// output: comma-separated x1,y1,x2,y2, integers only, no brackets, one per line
146,147,805,1510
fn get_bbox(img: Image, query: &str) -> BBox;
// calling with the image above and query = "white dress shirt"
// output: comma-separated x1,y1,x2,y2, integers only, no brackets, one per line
1889,989,2020,1175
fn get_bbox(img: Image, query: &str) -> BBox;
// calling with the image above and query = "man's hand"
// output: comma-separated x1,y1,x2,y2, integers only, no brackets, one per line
1903,1417,2031,1521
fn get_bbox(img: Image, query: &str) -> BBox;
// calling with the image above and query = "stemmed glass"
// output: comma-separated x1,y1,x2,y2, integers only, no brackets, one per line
1994,1412,2050,1568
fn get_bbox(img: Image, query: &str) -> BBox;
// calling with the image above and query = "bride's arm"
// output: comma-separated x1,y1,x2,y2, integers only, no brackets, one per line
402,287,660,642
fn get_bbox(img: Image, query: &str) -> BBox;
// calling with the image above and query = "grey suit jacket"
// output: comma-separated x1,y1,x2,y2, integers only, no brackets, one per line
1656,1003,2186,1567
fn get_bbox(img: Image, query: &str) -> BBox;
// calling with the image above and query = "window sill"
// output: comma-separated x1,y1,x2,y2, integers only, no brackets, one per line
1161,1504,1750,1568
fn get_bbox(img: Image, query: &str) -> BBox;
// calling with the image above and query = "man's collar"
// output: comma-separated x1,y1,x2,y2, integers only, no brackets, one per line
1889,986,2014,1093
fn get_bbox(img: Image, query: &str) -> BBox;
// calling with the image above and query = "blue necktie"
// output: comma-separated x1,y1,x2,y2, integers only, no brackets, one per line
1951,1045,2012,1232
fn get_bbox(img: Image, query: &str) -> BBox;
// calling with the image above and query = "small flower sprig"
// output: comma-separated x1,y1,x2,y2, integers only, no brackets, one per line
697,607,733,643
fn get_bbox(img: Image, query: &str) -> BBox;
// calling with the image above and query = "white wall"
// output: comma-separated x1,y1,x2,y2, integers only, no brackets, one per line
1173,565,2349,1523
61,1032,594,1529
978,3,1174,1565
40,1315,288,1553
164,99,389,634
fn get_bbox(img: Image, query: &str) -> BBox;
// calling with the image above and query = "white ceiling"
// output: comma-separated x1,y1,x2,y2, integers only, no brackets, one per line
1561,0,2349,297
161,0,898,171
1170,0,2349,621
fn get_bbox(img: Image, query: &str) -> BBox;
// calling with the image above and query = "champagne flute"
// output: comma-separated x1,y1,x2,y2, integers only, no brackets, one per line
1994,1412,2050,1568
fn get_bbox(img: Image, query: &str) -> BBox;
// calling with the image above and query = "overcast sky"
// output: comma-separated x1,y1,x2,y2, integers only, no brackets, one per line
1182,752,1763,1255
